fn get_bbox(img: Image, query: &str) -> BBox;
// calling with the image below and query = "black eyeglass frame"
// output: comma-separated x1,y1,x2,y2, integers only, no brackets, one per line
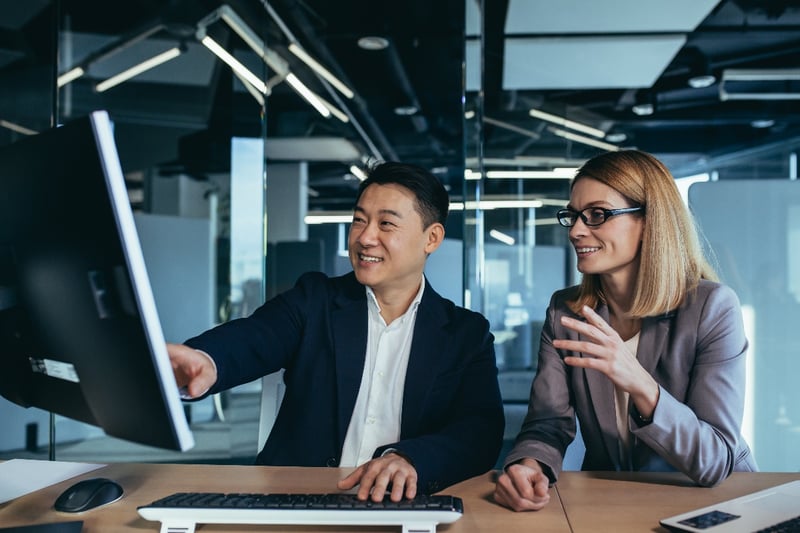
556,206,645,227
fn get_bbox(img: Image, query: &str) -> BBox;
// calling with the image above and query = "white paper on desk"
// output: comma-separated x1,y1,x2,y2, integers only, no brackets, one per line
0,459,106,504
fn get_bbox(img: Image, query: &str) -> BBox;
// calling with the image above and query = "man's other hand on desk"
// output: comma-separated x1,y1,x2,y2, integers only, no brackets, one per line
167,343,218,399
337,453,418,502
494,458,551,511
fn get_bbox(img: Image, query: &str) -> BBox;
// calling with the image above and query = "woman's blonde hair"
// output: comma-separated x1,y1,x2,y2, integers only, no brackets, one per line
568,150,718,317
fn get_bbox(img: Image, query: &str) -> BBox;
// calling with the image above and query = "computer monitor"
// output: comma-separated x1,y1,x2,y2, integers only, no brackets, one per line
0,110,194,452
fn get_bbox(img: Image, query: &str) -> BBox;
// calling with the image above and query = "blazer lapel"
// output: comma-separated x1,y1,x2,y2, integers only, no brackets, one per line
331,279,369,447
582,302,623,468
400,285,448,436
637,313,672,377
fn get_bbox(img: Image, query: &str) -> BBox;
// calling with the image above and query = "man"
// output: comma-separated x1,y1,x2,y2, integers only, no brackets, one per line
168,162,504,502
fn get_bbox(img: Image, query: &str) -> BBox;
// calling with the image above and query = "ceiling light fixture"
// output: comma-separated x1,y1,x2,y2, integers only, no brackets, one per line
95,46,183,92
549,127,621,151
686,46,716,89
631,102,654,116
214,6,334,119
484,116,540,140
231,69,266,105
489,229,516,246
632,90,655,116
357,36,389,51
57,66,85,88
605,132,628,143
688,73,716,89
719,68,800,100
349,165,368,181
485,168,576,179
288,44,354,99
464,169,481,180
317,94,350,122
304,211,354,224
285,73,331,117
0,119,37,135
750,119,775,129
258,1,355,100
56,24,166,89
529,108,605,138
450,199,544,210
200,35,267,94
394,105,419,116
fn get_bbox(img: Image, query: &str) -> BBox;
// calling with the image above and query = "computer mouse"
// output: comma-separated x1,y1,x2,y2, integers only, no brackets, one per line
54,477,124,513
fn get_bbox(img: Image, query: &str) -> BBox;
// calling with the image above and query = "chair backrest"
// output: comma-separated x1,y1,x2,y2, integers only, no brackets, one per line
257,370,286,453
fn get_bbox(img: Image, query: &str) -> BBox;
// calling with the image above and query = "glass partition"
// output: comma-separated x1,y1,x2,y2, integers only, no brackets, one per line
0,0,268,464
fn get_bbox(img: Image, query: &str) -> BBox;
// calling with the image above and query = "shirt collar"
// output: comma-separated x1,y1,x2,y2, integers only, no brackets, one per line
365,276,426,320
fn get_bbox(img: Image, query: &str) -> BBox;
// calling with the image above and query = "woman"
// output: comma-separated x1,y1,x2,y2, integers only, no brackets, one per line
494,150,757,512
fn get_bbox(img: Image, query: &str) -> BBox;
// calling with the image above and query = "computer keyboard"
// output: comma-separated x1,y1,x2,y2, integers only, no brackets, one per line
137,491,464,533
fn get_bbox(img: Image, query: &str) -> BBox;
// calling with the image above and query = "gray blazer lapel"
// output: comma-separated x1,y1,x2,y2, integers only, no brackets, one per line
582,302,623,468
637,313,672,377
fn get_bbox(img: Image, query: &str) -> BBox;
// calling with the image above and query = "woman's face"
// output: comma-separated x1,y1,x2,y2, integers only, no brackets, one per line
567,177,645,280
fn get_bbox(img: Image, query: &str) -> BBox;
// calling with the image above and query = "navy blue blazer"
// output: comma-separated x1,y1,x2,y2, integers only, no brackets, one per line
186,271,504,493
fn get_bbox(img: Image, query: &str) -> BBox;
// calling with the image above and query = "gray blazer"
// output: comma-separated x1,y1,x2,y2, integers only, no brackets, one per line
505,279,757,487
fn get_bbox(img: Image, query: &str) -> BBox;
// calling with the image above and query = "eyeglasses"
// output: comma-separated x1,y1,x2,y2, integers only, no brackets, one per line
556,206,644,227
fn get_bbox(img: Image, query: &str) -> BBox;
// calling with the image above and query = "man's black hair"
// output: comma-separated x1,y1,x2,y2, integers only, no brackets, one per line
355,161,449,228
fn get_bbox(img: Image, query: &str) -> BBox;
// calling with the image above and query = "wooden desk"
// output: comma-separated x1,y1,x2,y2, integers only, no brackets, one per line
556,471,800,532
1,464,797,532
0,463,569,532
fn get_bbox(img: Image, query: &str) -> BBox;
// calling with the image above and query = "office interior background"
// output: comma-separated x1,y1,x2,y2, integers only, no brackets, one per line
1,0,799,473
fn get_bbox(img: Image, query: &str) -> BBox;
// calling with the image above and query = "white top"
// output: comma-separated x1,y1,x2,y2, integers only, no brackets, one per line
339,278,425,467
614,332,641,469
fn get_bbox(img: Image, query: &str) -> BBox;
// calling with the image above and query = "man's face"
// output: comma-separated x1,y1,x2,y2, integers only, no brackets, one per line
348,183,442,295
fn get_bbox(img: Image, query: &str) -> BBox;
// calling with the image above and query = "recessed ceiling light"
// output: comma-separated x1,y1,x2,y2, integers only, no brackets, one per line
357,36,389,50
632,103,654,116
605,132,627,143
751,119,775,129
688,74,717,89
393,105,418,116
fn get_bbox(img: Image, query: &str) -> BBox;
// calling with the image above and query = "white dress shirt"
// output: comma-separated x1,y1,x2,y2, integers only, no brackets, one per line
339,278,425,467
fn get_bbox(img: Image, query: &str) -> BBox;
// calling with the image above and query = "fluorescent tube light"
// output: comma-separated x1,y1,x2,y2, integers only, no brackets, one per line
305,212,354,224
464,169,482,180
218,6,330,118
57,66,85,88
549,127,621,151
486,168,576,179
232,69,266,105
317,94,350,123
289,44,354,99
0,119,37,135
95,46,182,92
719,68,800,100
350,165,368,181
489,229,515,245
201,36,267,94
449,200,543,210
286,73,331,117
529,108,605,138
484,116,540,140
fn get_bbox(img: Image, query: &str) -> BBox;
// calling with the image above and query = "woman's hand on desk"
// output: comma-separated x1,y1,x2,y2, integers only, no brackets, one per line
494,458,551,511
167,343,218,399
337,453,418,503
